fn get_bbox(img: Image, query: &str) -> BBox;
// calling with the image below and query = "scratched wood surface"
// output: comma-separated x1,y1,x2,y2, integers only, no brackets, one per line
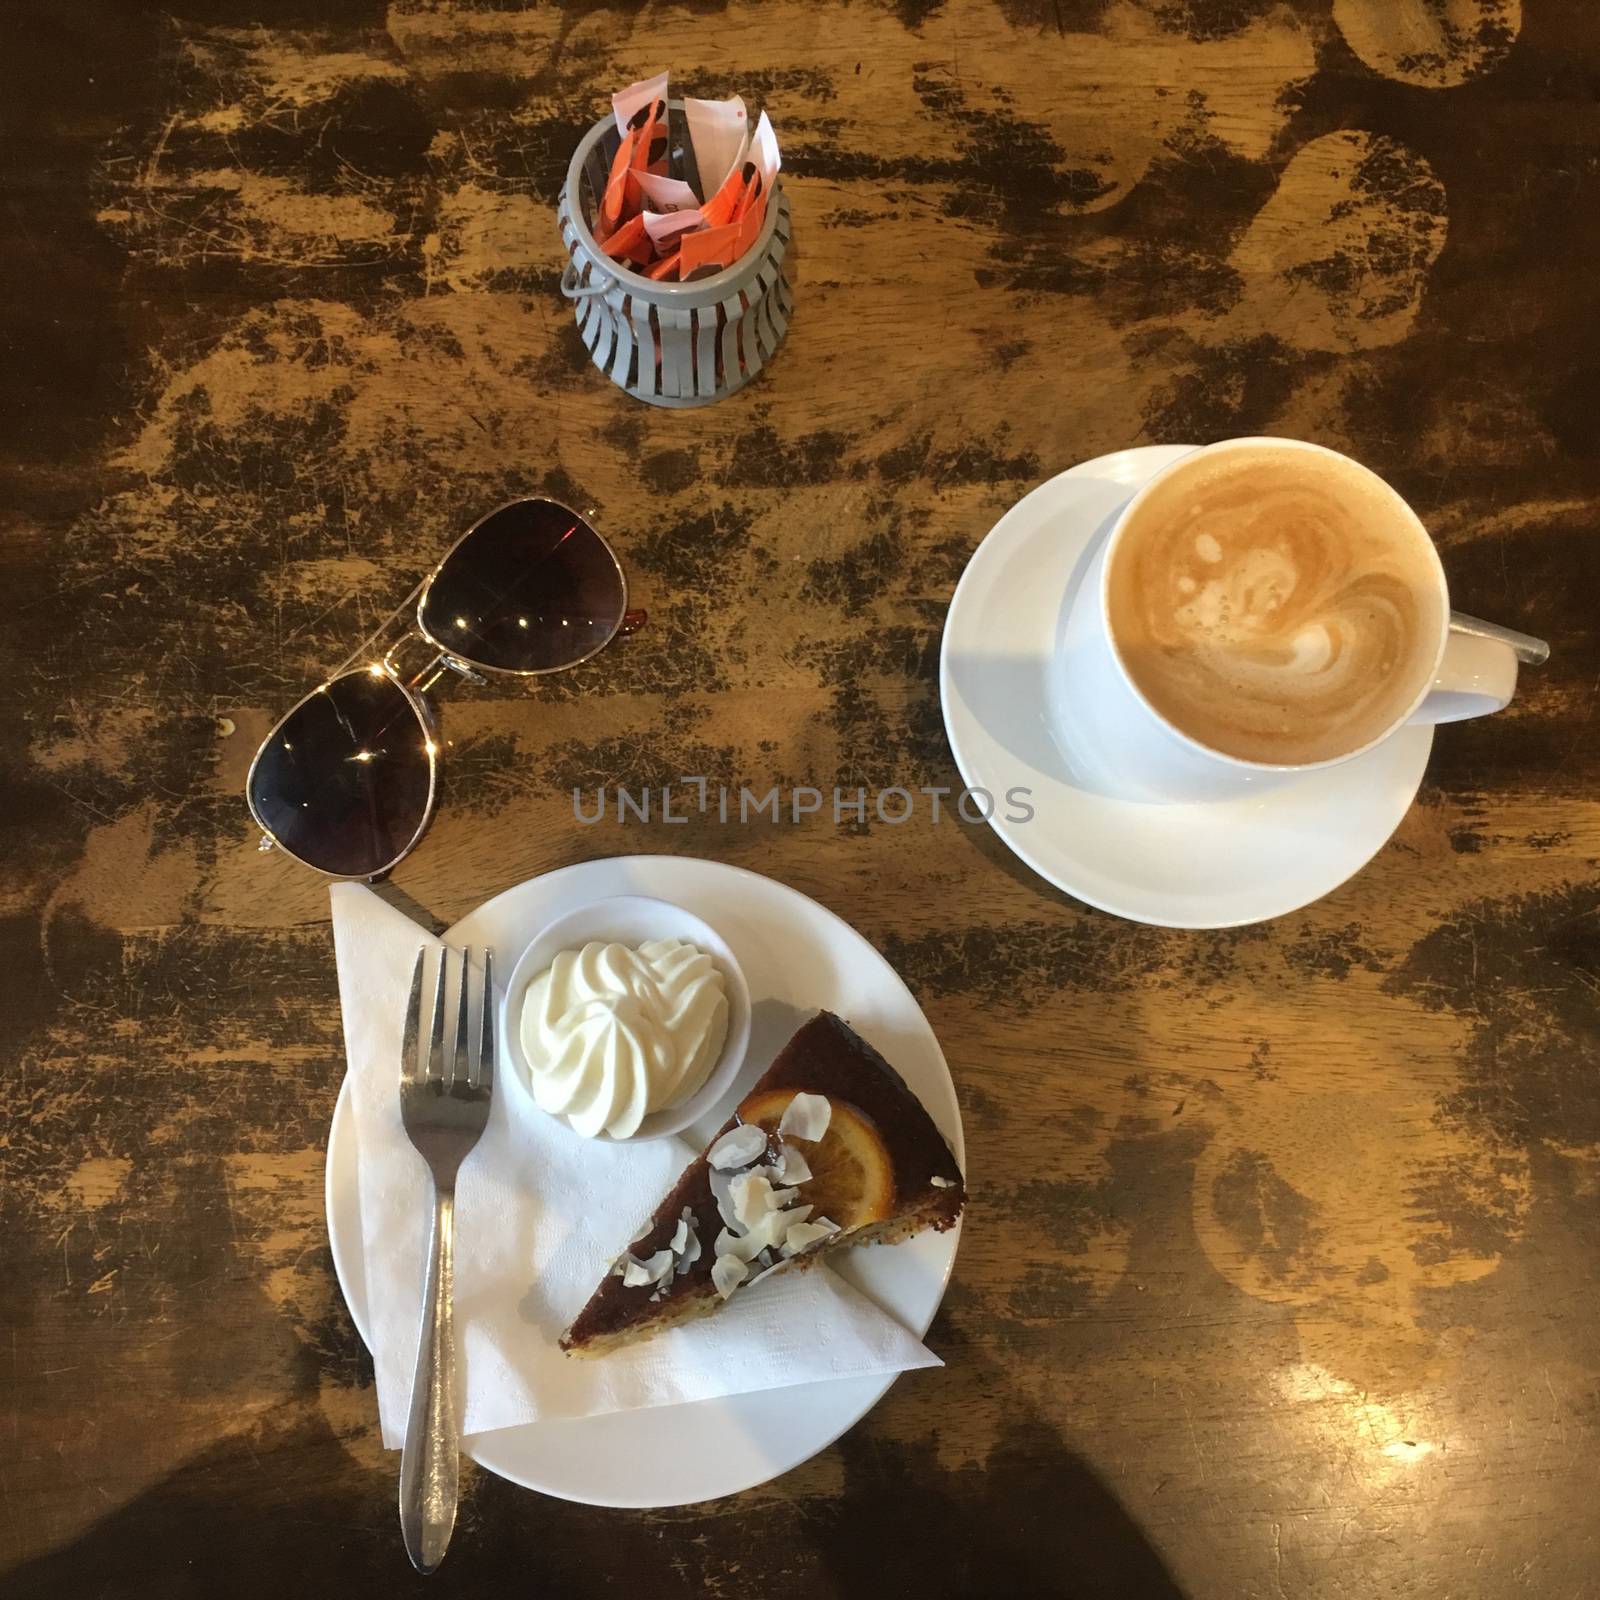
4,0,1598,1594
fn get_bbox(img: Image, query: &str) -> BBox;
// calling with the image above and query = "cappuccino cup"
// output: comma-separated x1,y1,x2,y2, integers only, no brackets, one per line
1050,437,1546,802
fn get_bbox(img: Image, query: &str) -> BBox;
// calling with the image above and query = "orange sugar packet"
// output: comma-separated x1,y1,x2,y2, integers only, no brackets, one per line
597,213,653,266
700,159,760,230
598,98,667,235
677,220,742,280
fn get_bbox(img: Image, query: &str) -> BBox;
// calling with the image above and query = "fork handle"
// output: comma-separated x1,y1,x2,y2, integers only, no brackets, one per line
399,1184,459,1573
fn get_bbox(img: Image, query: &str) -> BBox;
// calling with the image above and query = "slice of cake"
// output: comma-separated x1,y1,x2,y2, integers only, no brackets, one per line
560,1010,966,1356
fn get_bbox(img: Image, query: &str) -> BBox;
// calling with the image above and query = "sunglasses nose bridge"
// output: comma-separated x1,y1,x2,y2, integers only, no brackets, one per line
439,656,488,685
382,630,453,693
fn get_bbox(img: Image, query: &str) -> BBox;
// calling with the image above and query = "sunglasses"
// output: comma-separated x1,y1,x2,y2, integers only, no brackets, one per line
247,498,643,879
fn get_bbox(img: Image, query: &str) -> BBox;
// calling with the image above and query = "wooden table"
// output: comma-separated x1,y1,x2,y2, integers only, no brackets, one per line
5,2,1596,1594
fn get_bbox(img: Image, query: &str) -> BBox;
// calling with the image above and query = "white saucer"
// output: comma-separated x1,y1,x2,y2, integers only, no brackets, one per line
325,855,964,1507
939,445,1434,928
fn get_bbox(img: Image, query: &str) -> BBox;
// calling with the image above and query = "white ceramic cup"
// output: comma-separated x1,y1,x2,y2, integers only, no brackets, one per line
1049,437,1545,803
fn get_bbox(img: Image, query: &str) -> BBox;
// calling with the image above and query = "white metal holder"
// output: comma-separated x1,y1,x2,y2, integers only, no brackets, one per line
557,102,794,407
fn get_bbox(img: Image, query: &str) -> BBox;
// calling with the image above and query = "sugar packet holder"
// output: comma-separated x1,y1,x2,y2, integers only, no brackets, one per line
558,99,793,407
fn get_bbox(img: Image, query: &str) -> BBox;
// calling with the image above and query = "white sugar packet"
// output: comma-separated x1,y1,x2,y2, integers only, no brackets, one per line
611,69,668,137
684,94,748,198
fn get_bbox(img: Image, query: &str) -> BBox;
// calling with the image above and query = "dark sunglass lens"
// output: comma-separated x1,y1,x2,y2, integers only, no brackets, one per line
420,500,627,672
249,671,432,877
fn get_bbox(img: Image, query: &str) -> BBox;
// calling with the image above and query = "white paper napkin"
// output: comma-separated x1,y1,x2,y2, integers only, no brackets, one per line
329,883,940,1448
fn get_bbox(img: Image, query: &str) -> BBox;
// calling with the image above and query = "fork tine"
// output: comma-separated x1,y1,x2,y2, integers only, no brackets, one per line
449,945,470,1089
426,946,447,1083
474,948,494,1093
401,946,425,1084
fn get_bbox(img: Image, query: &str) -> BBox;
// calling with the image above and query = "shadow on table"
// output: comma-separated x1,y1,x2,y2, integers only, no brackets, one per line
819,1424,1187,1597
1,1413,393,1599
5,1410,1185,1600
5,1278,1186,1600
801,1300,1189,1600
5,1399,1185,1600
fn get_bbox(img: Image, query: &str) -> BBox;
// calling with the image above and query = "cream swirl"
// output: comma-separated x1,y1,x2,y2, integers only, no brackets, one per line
520,939,729,1139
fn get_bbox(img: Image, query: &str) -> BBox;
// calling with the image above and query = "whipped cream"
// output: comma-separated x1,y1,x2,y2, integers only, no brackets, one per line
520,939,729,1139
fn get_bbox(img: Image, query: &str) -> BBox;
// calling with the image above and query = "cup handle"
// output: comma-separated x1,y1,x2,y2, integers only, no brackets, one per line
1408,611,1549,725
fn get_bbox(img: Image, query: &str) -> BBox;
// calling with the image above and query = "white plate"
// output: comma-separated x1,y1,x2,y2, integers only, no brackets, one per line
324,855,964,1507
939,445,1433,928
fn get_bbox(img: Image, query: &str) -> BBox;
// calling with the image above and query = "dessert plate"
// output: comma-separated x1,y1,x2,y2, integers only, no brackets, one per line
324,855,964,1507
939,445,1434,927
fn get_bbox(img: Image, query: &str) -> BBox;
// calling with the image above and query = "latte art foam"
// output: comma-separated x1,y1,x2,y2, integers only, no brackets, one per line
1106,445,1445,765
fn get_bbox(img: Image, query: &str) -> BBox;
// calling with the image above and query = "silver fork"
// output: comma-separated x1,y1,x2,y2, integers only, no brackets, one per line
398,944,494,1575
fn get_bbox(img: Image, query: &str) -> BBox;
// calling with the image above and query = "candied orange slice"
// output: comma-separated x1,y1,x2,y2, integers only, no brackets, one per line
739,1089,895,1229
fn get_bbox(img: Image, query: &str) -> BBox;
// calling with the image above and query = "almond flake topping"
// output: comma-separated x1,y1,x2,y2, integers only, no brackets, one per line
711,1254,748,1299
708,1124,768,1170
729,1171,779,1229
714,1225,750,1262
673,1208,703,1274
718,1203,805,1262
776,1146,812,1185
781,1217,840,1256
930,1175,955,1189
777,1092,831,1143
622,1249,675,1288
708,1165,743,1234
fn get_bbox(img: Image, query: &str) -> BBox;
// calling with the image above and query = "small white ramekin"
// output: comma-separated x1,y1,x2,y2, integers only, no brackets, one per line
498,894,751,1142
